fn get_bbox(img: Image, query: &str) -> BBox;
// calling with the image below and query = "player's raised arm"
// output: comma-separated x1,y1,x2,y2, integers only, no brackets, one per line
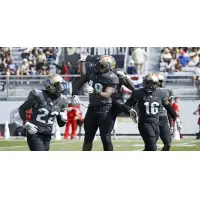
115,70,135,91
72,74,89,95
98,86,116,99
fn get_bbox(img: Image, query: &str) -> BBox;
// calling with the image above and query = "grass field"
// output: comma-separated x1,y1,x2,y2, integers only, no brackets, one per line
0,138,200,151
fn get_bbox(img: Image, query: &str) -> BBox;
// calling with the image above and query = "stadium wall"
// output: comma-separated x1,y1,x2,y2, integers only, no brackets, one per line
0,100,199,135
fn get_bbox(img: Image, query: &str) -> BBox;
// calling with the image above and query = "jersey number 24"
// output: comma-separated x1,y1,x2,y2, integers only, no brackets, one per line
144,102,159,115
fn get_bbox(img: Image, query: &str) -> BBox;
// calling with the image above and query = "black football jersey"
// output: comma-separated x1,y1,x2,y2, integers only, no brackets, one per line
126,88,169,123
159,88,174,116
28,89,68,134
86,69,119,107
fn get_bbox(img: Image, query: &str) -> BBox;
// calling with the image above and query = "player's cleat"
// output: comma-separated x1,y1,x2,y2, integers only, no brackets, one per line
129,109,138,123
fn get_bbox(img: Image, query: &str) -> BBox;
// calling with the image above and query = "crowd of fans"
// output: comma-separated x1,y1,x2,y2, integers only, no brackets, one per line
159,47,200,73
18,47,59,77
0,47,60,79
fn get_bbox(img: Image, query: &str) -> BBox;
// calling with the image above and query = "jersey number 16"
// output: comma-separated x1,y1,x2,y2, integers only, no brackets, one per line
144,102,159,115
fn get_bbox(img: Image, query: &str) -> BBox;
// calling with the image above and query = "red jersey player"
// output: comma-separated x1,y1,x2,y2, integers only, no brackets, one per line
172,97,183,139
193,104,200,139
64,103,79,140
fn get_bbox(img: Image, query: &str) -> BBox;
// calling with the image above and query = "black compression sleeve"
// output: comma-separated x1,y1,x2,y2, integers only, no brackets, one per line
72,75,89,95
56,115,66,127
164,103,178,120
18,99,36,122
123,77,135,91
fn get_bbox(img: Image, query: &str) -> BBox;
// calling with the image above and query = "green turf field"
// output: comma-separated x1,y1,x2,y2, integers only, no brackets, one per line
0,138,200,151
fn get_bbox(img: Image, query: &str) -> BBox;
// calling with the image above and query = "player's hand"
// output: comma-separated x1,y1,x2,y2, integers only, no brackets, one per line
115,70,127,78
93,83,103,95
84,85,94,94
79,50,88,62
175,118,183,131
71,95,81,106
170,127,174,136
129,109,138,123
24,121,38,135
60,109,67,122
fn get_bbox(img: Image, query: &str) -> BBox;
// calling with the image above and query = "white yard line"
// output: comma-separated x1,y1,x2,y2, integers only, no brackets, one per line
0,141,76,150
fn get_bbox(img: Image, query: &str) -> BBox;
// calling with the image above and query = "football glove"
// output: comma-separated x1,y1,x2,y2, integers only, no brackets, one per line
129,109,138,124
115,70,127,78
24,121,38,135
59,109,67,122
170,127,174,136
79,50,88,62
71,95,81,106
175,118,183,131
84,84,94,94
93,83,103,95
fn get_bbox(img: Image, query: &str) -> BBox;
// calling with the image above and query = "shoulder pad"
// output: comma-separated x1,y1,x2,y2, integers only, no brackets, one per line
61,94,69,104
107,72,119,85
28,89,42,100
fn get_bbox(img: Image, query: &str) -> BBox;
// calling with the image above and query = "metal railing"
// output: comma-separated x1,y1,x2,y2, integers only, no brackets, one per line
0,74,197,100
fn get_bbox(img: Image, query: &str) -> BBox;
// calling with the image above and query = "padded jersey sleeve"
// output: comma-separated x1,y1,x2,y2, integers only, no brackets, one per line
18,90,40,122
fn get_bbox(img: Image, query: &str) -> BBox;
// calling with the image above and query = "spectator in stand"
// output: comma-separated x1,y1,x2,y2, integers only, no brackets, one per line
17,59,30,84
172,97,183,139
188,47,199,67
175,59,183,72
193,104,200,139
160,47,172,72
37,48,47,64
7,60,18,76
19,47,32,59
177,49,190,68
127,60,137,75
131,47,147,75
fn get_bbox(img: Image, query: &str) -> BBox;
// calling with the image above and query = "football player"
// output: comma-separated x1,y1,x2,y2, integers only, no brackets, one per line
155,73,174,151
18,74,68,151
72,55,120,151
78,51,138,123
125,73,182,151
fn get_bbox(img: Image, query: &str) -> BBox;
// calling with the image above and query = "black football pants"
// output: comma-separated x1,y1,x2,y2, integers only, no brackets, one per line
27,132,52,151
159,116,172,151
138,121,160,151
84,107,115,151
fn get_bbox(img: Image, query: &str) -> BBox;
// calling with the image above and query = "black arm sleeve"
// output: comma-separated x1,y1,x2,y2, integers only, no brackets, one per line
18,99,36,122
119,76,135,91
72,75,89,95
80,62,86,76
56,115,66,127
163,103,178,120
